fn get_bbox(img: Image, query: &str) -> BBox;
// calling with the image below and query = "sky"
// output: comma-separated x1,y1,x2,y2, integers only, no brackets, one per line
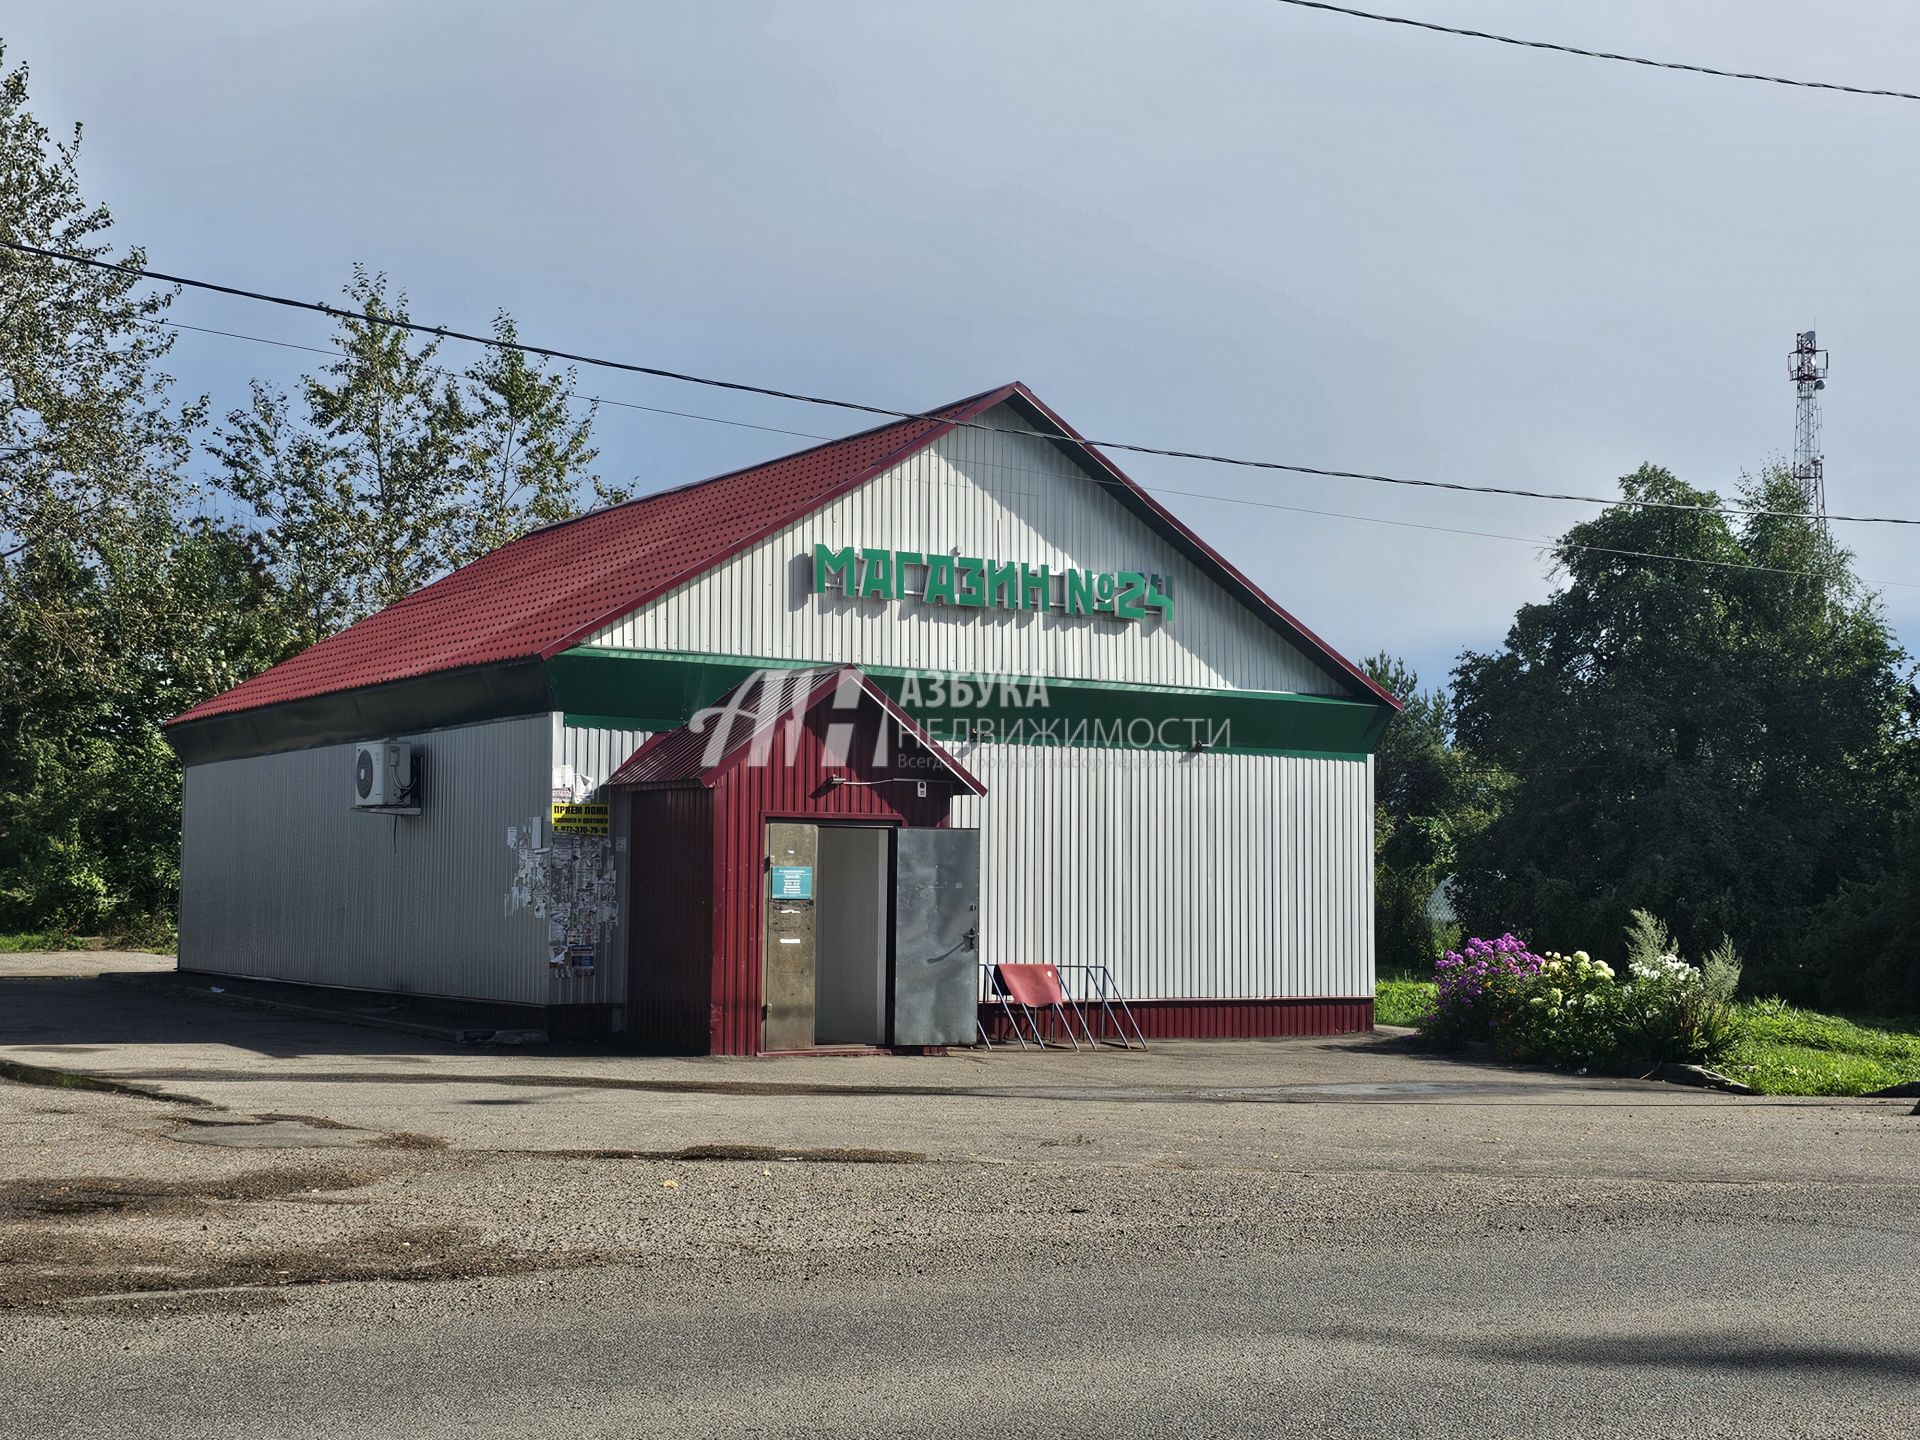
8,0,1919,692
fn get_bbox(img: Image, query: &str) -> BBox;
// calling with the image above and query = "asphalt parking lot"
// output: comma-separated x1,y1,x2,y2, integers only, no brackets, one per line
1,954,1915,1438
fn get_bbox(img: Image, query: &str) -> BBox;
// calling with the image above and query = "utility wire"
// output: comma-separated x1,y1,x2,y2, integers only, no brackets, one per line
14,314,1915,598
151,308,1920,594
1160,485,1920,591
9,238,1920,531
153,318,836,444
1268,0,1920,103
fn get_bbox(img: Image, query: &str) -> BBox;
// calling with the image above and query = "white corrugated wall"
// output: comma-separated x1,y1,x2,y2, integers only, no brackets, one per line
947,746,1374,1000
584,403,1341,696
179,715,554,1005
554,720,650,795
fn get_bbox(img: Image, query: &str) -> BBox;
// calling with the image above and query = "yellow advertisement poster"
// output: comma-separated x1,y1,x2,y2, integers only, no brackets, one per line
550,802,610,836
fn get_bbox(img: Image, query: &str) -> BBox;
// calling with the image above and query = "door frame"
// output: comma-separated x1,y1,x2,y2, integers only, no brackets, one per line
756,811,902,1054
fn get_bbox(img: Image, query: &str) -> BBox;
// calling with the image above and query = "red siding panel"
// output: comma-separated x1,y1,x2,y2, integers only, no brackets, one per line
621,687,957,1056
625,786,714,1052
981,997,1374,1044
707,701,954,1056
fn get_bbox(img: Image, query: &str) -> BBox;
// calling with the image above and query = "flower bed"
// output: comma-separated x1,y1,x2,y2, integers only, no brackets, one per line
1421,913,1742,1069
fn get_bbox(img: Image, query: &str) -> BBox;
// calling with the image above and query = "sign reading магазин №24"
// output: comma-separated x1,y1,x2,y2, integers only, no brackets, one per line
811,545,1174,623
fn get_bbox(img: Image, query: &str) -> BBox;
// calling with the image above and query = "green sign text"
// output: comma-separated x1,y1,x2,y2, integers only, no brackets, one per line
811,545,1173,623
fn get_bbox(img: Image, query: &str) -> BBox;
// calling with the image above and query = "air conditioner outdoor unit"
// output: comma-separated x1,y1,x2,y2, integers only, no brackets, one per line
353,740,416,809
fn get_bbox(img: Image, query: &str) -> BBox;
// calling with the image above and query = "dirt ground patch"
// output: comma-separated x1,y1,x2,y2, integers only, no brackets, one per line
0,1220,571,1309
0,1163,381,1222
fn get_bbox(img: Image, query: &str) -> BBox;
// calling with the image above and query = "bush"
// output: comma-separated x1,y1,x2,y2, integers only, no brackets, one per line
1423,915,1744,1069
1508,950,1624,1065
1427,933,1548,1049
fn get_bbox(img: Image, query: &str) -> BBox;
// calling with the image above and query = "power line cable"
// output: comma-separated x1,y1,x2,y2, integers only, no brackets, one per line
10,239,1920,531
1160,484,1920,591
1268,0,1920,102
150,307,1920,595
153,319,836,444
19,300,1920,593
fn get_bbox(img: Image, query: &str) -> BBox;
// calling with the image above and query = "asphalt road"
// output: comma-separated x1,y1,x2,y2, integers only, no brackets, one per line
1,960,1915,1438
6,1211,1915,1439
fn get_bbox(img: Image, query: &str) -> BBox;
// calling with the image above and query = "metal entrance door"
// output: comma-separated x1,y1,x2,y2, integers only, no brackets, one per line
762,822,818,1052
892,828,980,1046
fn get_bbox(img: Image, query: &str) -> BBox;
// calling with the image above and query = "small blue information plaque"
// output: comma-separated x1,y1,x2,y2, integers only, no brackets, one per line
769,865,814,900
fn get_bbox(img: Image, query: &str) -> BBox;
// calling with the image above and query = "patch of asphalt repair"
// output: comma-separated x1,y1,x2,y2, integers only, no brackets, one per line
0,1163,383,1222
500,1143,925,1164
162,1113,450,1152
1,1219,559,1311
5,1033,1912,1339
0,1073,928,1313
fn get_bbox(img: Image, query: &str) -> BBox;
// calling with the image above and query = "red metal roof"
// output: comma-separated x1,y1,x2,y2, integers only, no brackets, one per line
605,666,986,795
171,380,1395,726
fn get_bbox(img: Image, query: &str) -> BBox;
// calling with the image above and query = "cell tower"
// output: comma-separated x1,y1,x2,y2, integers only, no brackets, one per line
1788,329,1829,523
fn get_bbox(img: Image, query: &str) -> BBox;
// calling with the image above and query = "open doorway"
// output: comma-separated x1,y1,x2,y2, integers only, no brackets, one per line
762,820,891,1051
814,826,890,1044
761,820,980,1053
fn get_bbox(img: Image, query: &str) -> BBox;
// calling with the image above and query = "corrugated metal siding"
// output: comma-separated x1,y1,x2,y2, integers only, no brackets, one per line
585,403,1340,696
555,720,650,793
171,395,990,726
949,744,1373,1001
548,720,650,1010
705,704,954,1055
625,785,714,1051
178,715,553,1005
981,998,1374,1042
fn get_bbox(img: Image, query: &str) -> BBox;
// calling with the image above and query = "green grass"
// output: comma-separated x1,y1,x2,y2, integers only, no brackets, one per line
0,929,174,955
0,931,82,953
1720,999,1920,1097
1373,973,1437,1028
1371,972,1920,1096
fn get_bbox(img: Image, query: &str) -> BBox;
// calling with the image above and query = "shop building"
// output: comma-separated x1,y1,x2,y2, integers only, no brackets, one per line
167,382,1399,1052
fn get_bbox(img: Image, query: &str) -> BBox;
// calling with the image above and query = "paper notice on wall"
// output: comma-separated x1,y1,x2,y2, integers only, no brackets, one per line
551,764,599,804
511,815,617,977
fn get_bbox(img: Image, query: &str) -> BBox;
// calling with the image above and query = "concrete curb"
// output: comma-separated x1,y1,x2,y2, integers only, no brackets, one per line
100,972,548,1046
1864,1080,1920,1099
1640,1062,1758,1095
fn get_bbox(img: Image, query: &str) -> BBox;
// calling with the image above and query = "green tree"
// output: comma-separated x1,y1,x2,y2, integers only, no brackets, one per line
213,269,472,645
0,46,284,936
0,521,297,932
1,44,193,565
2,46,612,937
455,312,629,561
216,284,619,644
1798,814,1920,1015
1363,653,1508,973
1451,464,1918,1005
